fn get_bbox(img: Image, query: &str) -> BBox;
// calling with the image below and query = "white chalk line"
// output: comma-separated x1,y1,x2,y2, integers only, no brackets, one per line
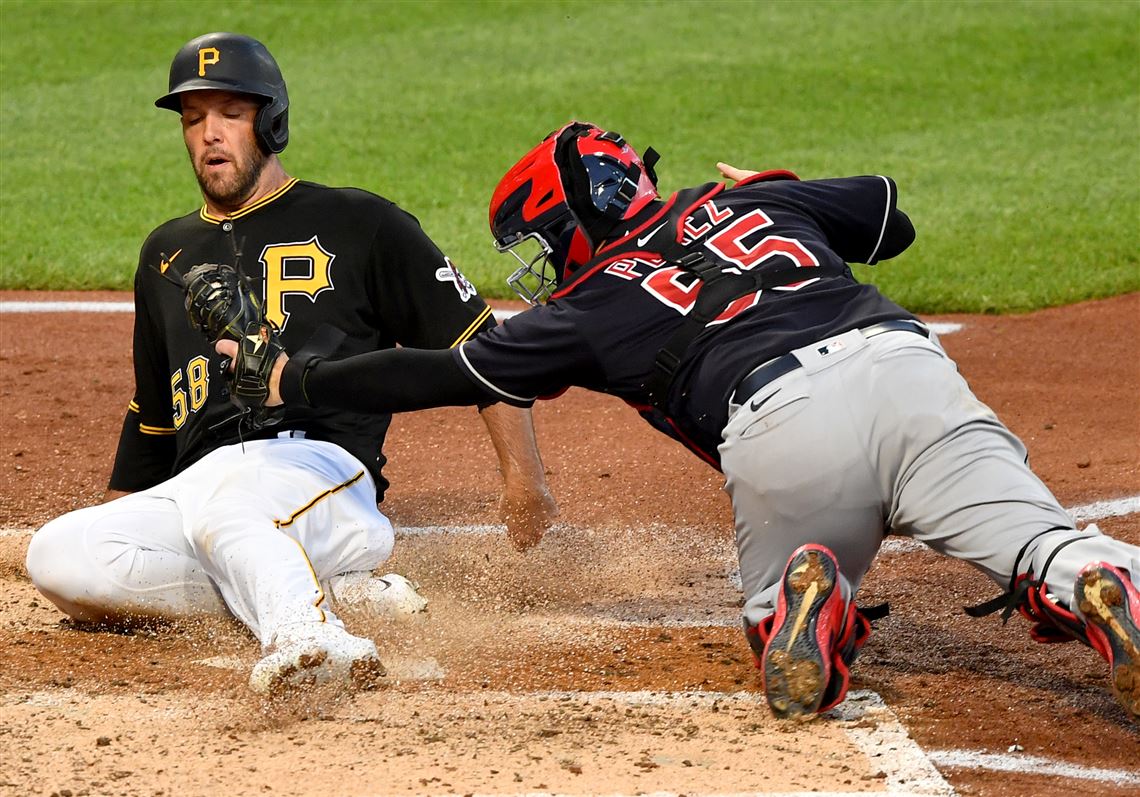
7,513,1138,792
0,300,963,337
397,494,1134,544
927,749,1140,787
832,691,955,796
1,301,137,312
2,493,1136,544
879,494,1140,555
1068,495,1140,522
0,300,520,320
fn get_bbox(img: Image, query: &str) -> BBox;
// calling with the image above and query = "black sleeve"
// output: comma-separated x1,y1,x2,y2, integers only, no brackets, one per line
366,203,495,349
758,176,915,264
281,346,497,414
108,406,176,491
107,261,177,492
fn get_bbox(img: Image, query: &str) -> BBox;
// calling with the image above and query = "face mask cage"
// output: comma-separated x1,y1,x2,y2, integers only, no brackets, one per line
499,232,558,306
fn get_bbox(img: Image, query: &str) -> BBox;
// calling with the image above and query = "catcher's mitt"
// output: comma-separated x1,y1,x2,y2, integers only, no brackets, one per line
182,262,284,427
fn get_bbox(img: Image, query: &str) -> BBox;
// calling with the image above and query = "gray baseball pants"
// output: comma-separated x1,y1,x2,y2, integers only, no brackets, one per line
719,325,1140,627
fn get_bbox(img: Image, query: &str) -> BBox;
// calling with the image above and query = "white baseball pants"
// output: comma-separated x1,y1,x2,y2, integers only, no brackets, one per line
26,437,394,646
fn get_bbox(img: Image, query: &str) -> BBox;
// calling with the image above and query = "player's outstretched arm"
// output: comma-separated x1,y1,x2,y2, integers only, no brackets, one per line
215,338,558,549
478,403,558,550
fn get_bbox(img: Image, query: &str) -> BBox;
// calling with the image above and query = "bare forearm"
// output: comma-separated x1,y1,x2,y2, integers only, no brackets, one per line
480,403,546,484
479,402,558,549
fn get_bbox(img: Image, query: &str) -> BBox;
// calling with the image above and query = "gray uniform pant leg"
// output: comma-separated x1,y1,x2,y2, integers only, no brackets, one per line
720,328,1128,629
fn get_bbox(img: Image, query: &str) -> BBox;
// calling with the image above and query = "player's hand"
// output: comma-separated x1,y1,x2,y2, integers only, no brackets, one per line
717,162,759,183
215,338,289,407
500,478,559,551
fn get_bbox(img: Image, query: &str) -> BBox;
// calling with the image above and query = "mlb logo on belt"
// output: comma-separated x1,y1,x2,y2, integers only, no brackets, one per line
816,339,847,357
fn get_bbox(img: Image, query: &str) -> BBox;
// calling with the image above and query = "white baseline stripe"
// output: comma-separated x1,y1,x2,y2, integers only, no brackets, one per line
0,300,963,336
2,494,1136,541
1070,495,1140,522
832,691,955,796
0,300,521,321
880,494,1140,555
928,749,1140,787
1,301,136,313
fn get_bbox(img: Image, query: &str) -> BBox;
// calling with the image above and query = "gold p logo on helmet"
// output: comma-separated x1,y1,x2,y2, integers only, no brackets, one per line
197,47,220,77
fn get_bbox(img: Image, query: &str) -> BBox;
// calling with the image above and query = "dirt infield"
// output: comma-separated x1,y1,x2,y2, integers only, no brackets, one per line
1,291,1137,796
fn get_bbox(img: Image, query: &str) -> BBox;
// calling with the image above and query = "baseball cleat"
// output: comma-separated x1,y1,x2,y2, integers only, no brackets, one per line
249,621,387,694
329,571,429,619
1074,563,1140,719
762,544,845,719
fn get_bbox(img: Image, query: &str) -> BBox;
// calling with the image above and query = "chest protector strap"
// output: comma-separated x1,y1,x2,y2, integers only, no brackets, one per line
640,184,841,409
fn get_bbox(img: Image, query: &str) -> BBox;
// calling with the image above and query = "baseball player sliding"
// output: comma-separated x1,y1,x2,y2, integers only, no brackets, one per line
218,122,1138,721
25,33,556,693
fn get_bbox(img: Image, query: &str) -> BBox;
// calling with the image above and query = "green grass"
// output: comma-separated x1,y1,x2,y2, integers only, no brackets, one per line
1,0,1137,311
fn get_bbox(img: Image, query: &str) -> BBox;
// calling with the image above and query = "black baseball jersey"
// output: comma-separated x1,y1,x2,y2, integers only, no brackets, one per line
109,178,494,499
453,173,918,465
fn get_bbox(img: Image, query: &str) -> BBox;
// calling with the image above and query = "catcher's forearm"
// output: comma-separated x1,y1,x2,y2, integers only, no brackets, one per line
281,347,490,413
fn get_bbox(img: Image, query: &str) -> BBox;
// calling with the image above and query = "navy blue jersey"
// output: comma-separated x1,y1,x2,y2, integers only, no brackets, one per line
111,179,494,498
453,174,917,465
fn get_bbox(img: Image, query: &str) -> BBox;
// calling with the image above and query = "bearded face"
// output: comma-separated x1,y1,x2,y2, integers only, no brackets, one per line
180,90,270,213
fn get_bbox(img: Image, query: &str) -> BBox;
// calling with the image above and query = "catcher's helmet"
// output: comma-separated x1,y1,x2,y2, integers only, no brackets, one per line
155,32,289,154
489,121,659,304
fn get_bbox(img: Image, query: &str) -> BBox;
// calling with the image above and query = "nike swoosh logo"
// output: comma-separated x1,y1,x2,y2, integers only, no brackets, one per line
636,222,668,247
749,389,780,413
160,248,183,274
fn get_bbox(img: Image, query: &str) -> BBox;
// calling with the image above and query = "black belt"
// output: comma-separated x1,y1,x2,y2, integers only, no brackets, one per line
731,319,929,406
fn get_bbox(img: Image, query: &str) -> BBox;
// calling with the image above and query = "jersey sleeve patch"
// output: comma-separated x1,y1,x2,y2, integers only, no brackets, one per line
435,256,478,302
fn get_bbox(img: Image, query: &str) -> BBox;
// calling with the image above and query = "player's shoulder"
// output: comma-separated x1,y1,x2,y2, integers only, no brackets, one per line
290,180,416,221
732,173,898,199
728,173,901,218
144,207,204,238
287,180,433,242
138,208,204,262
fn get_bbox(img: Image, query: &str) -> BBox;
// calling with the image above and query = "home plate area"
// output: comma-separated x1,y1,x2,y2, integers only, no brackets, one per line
3,512,1140,796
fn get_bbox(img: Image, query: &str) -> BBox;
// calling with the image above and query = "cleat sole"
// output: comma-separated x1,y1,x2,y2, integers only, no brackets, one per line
1077,567,1140,719
764,549,839,719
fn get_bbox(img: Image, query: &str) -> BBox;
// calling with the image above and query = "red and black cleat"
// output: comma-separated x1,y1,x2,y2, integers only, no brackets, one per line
1074,562,1140,720
761,544,858,719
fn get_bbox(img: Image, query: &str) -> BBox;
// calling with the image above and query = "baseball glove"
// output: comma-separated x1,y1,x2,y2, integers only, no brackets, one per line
182,262,284,427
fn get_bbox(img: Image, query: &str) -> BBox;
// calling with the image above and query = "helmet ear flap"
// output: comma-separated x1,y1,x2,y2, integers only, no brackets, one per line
255,101,288,154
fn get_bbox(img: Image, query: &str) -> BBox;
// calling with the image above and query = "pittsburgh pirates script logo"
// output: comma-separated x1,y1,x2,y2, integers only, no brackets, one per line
259,237,335,330
435,256,477,301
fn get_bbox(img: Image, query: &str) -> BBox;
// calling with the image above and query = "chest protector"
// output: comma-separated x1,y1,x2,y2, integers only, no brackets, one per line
558,179,844,411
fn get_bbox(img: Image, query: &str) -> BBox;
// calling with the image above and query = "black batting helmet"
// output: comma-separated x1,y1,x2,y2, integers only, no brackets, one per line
155,32,289,154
